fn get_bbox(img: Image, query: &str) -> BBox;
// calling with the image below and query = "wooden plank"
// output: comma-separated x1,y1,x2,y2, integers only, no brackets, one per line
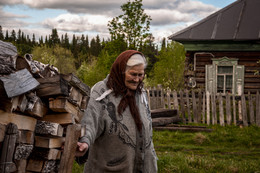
151,109,177,118
197,90,202,123
179,90,186,123
14,144,33,160
241,94,248,127
256,92,260,126
248,92,255,125
226,93,232,125
0,123,18,173
211,93,217,125
173,90,179,115
58,124,81,173
80,95,89,110
0,124,6,142
69,86,83,107
35,120,64,137
206,91,210,125
0,110,37,131
202,92,206,124
152,117,182,127
15,159,27,173
166,89,171,109
34,136,65,149
218,94,224,126
41,113,76,125
25,93,48,118
232,95,237,125
192,90,198,123
186,90,191,123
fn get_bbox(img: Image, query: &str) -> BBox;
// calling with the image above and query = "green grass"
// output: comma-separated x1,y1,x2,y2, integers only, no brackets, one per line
72,125,260,173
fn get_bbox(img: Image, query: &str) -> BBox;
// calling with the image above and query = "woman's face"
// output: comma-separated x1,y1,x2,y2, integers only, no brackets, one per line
124,64,145,90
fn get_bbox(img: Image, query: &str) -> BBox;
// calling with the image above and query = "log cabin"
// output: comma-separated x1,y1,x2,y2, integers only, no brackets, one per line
168,0,260,95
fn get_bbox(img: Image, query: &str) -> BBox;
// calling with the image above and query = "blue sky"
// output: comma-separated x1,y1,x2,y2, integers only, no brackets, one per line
0,0,237,43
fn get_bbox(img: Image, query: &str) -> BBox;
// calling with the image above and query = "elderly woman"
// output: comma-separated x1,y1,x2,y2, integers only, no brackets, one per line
76,50,158,173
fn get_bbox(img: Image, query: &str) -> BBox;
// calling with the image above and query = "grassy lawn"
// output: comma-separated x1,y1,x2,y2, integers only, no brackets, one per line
72,125,260,173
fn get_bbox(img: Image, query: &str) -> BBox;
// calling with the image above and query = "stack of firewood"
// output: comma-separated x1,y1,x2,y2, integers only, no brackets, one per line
0,40,90,173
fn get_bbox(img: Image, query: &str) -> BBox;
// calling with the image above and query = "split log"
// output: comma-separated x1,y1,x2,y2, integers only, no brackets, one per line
152,117,182,127
41,113,76,125
34,136,64,148
14,144,33,160
0,69,40,98
30,148,61,160
49,97,83,122
62,73,90,97
0,110,37,131
26,159,44,172
0,123,18,173
151,108,178,118
36,75,69,97
0,40,17,74
25,92,48,118
58,124,81,173
68,86,83,107
15,159,27,173
35,120,64,137
17,130,34,145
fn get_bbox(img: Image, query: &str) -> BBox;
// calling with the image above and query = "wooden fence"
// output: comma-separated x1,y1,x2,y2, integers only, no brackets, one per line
146,86,260,127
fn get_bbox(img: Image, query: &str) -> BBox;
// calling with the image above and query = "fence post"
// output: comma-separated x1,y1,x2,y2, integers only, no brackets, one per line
173,90,179,116
186,90,191,123
192,90,197,123
211,93,217,125
166,88,171,109
198,90,202,123
232,94,237,125
179,90,186,123
241,94,248,127
248,92,255,125
226,93,231,125
256,91,260,126
218,93,224,126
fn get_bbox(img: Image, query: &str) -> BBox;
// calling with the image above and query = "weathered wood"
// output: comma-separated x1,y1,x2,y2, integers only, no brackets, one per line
14,144,33,160
202,92,206,124
36,75,69,97
256,92,260,126
62,73,90,97
241,94,248,126
232,95,237,125
80,95,89,110
192,90,198,123
173,90,179,115
186,90,191,123
0,110,37,131
218,94,224,126
26,159,44,172
30,148,61,160
248,92,255,125
211,93,217,124
17,130,34,145
35,120,64,137
206,91,210,125
15,159,27,173
179,90,186,122
58,124,81,173
0,41,17,74
0,123,18,173
153,126,213,132
150,108,177,118
49,97,83,122
0,124,6,142
25,93,48,118
41,113,76,125
42,160,57,173
166,89,171,109
34,136,64,148
226,93,232,125
152,117,182,127
69,86,83,107
0,69,40,98
198,90,202,122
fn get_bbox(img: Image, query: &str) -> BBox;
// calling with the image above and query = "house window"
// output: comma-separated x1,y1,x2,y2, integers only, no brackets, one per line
217,66,233,93
206,57,244,95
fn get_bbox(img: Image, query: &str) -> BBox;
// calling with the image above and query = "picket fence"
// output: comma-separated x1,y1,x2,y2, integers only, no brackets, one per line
146,85,260,127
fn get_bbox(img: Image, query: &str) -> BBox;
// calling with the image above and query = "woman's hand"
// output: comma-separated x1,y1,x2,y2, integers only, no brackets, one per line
75,142,89,157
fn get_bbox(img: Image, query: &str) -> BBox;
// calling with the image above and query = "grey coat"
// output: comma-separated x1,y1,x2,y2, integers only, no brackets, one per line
80,77,158,173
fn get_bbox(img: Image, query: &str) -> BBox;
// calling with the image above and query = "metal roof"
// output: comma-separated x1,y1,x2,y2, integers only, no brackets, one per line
168,0,260,41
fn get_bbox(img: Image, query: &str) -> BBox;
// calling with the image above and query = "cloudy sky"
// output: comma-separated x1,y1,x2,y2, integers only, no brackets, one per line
0,0,237,44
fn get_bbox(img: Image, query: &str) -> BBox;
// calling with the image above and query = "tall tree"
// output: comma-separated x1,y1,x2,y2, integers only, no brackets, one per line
108,0,151,49
10,30,16,42
0,26,4,40
5,30,9,41
50,28,60,47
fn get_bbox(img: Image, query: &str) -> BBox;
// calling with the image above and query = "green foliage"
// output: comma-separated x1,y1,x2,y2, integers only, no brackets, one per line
108,0,151,49
32,45,76,74
148,41,186,90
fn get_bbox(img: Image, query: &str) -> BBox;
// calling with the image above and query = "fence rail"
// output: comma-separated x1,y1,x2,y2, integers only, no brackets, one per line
146,86,260,127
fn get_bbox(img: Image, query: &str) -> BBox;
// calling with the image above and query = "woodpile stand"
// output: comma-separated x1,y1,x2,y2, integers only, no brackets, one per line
0,40,90,173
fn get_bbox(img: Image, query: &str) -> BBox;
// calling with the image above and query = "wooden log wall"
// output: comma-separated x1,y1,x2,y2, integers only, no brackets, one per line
146,86,260,127
185,51,260,93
